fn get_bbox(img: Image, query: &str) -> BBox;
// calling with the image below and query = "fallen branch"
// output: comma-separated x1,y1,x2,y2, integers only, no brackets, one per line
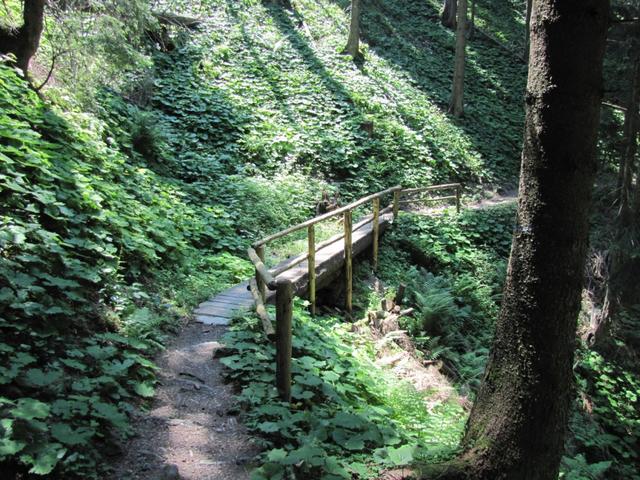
152,11,202,29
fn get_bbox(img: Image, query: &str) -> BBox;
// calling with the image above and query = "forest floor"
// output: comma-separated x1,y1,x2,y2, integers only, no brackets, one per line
109,319,259,480
405,191,518,216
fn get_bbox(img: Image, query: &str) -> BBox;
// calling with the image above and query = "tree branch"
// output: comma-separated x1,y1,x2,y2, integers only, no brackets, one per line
34,49,68,92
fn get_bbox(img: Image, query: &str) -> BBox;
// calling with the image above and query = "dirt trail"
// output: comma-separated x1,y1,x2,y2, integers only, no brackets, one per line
406,191,518,215
110,321,258,480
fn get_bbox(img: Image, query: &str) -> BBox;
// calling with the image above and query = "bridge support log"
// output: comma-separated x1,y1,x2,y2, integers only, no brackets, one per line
372,197,380,271
308,225,316,316
275,279,293,402
344,210,353,314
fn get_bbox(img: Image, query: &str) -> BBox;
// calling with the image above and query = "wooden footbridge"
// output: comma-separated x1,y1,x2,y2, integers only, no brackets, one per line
197,183,462,401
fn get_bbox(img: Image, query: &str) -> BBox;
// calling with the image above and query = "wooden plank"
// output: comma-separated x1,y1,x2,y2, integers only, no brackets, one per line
194,304,245,317
195,315,230,325
248,247,276,290
249,278,275,339
253,185,401,247
344,210,353,313
200,297,253,307
456,184,462,213
372,197,380,271
275,279,293,402
308,224,316,316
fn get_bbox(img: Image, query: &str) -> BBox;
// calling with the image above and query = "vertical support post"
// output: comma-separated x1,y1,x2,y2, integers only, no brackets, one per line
307,224,316,316
393,190,400,220
275,279,293,402
372,197,380,272
255,244,266,301
455,184,461,213
344,210,353,314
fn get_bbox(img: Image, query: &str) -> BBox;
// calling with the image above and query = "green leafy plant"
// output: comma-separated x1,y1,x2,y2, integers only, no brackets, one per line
220,304,465,479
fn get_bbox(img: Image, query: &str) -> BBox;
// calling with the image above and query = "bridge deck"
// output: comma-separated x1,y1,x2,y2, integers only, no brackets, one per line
194,211,394,324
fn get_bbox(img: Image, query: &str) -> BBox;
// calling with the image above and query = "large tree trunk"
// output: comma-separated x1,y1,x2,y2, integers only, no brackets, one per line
424,0,610,478
441,0,457,29
0,0,45,75
449,0,467,117
343,0,361,58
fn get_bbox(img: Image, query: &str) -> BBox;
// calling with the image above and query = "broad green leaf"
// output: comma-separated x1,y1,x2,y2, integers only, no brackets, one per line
387,444,416,466
51,423,95,446
11,398,50,420
23,442,66,475
133,381,155,398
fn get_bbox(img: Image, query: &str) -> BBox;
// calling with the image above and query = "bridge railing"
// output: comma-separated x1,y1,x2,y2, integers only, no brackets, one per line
246,182,461,401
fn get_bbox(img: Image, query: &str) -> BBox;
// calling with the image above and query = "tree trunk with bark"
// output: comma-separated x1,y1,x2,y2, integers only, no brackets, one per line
0,0,45,75
343,0,361,58
449,0,467,117
441,0,457,29
423,0,610,478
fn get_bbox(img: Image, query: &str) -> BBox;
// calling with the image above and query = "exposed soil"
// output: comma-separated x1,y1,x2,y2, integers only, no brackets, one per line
404,191,518,216
109,320,259,480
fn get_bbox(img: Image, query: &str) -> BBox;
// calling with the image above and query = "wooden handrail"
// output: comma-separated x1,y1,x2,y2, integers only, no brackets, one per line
247,247,277,290
248,278,275,338
253,185,402,248
264,205,394,279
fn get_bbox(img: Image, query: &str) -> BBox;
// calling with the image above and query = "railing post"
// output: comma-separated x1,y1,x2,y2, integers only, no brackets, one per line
307,224,316,316
275,279,293,402
455,184,461,213
344,210,353,314
372,197,380,272
255,244,266,301
393,189,400,220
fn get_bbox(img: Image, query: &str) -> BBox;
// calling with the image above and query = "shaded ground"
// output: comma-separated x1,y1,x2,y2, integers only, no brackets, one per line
110,321,259,480
404,190,517,216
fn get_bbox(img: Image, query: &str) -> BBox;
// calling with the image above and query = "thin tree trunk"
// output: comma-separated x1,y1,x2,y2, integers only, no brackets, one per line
618,58,640,227
423,0,610,478
343,0,361,58
524,0,532,58
0,0,45,75
468,0,476,40
441,0,457,29
449,0,467,117
634,158,640,215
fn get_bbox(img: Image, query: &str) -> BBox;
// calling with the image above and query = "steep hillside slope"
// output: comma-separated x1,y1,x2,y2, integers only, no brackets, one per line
116,0,525,196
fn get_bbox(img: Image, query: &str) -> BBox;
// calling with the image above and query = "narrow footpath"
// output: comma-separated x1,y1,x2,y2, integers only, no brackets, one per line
110,286,258,480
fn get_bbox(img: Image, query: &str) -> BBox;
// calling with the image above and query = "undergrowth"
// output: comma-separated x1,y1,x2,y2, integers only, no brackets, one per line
0,61,256,477
377,205,514,396
221,303,465,479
